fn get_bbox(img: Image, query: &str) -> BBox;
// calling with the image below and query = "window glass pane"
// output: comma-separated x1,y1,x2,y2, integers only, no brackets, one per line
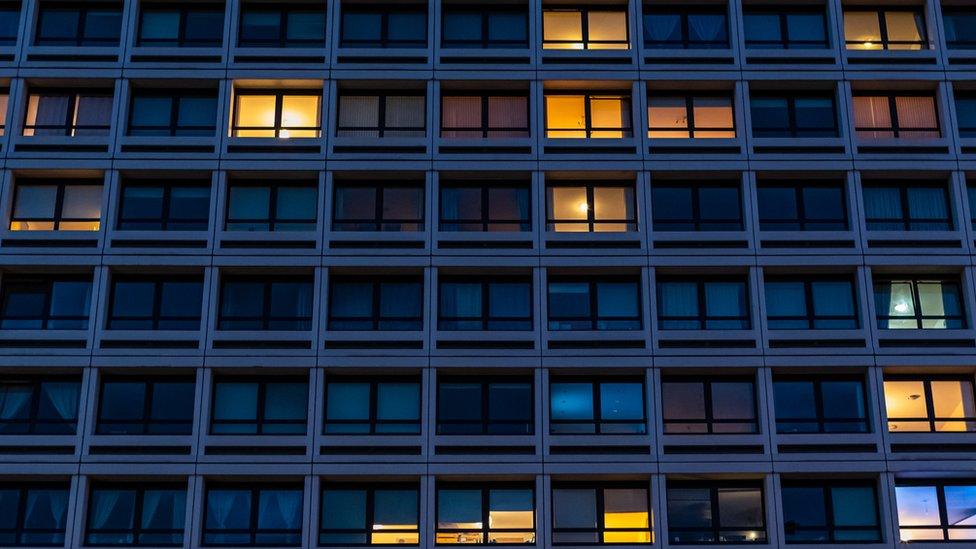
551,383,594,421
438,383,482,424
544,11,583,47
811,281,855,321
831,486,877,528
931,381,975,420
885,12,923,45
387,12,426,44
751,97,788,134
552,489,596,529
782,486,826,533
662,382,706,425
326,382,370,423
286,11,325,42
100,381,146,422
712,382,756,426
280,95,320,136
438,489,482,528
667,487,712,528
213,383,257,422
821,381,866,424
717,487,763,527
130,96,171,130
488,12,526,44
14,185,58,220
604,488,650,542
374,489,418,537
773,381,817,431
945,486,976,528
645,14,681,44
546,95,586,137
600,383,644,421
764,281,806,323
322,489,366,530
276,186,317,223
235,95,276,133
184,10,224,45
177,96,218,131
61,186,102,221
745,14,781,44
227,186,270,225
588,11,627,45
376,382,420,423
687,14,726,44
788,14,826,44
264,382,307,422
549,282,591,318
489,489,533,529
692,97,734,136
895,485,940,527
845,12,881,46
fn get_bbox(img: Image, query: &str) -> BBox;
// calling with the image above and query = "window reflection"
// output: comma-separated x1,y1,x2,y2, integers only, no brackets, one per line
896,482,976,541
666,481,766,544
662,377,758,434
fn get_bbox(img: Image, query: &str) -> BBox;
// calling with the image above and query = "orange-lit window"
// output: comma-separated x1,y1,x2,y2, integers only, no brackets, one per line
0,92,7,136
232,90,321,138
547,183,636,232
853,94,939,139
553,484,653,544
648,94,735,138
844,9,926,50
545,93,631,138
10,181,102,231
320,483,420,545
543,8,629,49
436,484,535,544
884,378,976,432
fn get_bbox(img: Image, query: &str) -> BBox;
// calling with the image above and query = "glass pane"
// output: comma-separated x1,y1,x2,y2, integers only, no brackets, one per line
717,487,763,527
438,490,481,528
321,489,366,529
550,382,593,421
376,382,420,422
895,486,940,526
845,12,882,48
832,486,877,527
600,382,644,421
544,11,583,48
552,489,596,528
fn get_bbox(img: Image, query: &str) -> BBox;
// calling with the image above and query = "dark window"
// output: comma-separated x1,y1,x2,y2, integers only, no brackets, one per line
657,277,750,330
862,182,952,231
238,2,325,47
437,377,533,435
873,277,965,330
642,7,728,49
96,377,195,435
0,275,92,330
749,94,837,137
970,184,976,230
545,93,632,138
137,3,224,47
439,276,532,330
328,276,423,331
24,90,113,136
203,484,303,546
647,94,735,138
957,94,976,138
211,378,308,435
0,377,80,435
852,93,940,139
10,180,102,231
756,181,847,231
436,484,535,544
0,3,21,45
772,377,869,434
35,3,121,46
439,182,531,232
231,90,322,138
764,277,858,329
320,483,420,546
944,9,976,49
666,480,766,544
128,90,218,136
0,484,70,546
743,9,828,49
547,276,642,331
107,275,203,330
542,8,629,50
651,182,742,231
340,6,427,48
895,480,976,541
85,484,186,546
117,181,211,231
552,483,652,544
884,376,976,433
218,276,314,331
441,93,530,138
323,377,421,434
441,7,527,48
844,9,926,50
336,92,426,137
225,181,317,231
781,480,881,543
662,377,758,434
547,183,637,232
332,182,424,232
550,378,646,434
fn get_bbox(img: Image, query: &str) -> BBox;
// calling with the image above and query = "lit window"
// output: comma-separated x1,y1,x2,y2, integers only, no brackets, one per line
764,277,858,329
873,277,965,329
545,93,631,138
648,95,735,138
553,484,652,544
0,377,80,434
657,277,750,330
35,4,121,46
337,93,426,138
0,4,20,46
957,93,976,137
340,6,427,48
437,377,533,435
442,7,528,49
107,275,204,330
853,94,939,138
0,484,70,546
225,181,317,231
202,484,303,546
0,275,92,330
884,377,976,432
0,92,7,135
643,7,728,49
944,10,976,50
24,91,113,136
550,378,646,434
232,90,320,138
128,89,218,136
543,9,628,50
749,94,837,137
781,481,881,543
137,3,224,47
439,276,532,331
320,483,420,545
117,180,211,231
439,181,531,232
328,275,424,331
436,484,535,544
662,377,758,434
862,182,951,231
547,183,636,232
238,2,326,47
548,276,641,331
218,276,314,331
96,376,194,435
10,180,102,231
332,181,424,232
896,481,976,541
441,94,529,138
756,181,847,231
744,9,828,49
324,377,421,435
85,484,186,546
666,480,766,544
211,377,308,435
773,376,869,434
651,182,742,231
844,9,925,50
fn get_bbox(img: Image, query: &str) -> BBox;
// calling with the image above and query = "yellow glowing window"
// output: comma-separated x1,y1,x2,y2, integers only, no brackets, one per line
10,182,102,231
543,9,628,50
884,378,976,433
648,95,735,138
320,485,420,545
553,486,652,544
547,184,636,232
545,94,631,138
437,486,535,545
232,90,321,138
844,9,926,50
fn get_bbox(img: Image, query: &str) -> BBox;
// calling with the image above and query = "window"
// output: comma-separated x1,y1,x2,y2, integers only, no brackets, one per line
884,377,976,432
662,378,758,434
0,484,70,546
0,3,20,45
781,481,881,543
117,181,211,231
441,94,529,138
0,275,92,329
550,378,646,434
552,483,652,544
545,93,632,138
542,8,628,50
0,91,8,134
648,94,735,138
763,277,858,329
211,378,308,435
439,182,531,232
340,6,426,48
231,90,321,138
24,90,113,136
943,9,976,49
332,182,424,232
441,7,527,49
439,276,532,330
756,181,847,231
85,484,186,546
128,89,218,136
337,92,426,137
438,377,533,435
320,483,420,545
666,481,766,544
969,184,976,231
323,377,421,434
203,484,303,546
863,182,951,230
743,9,828,49
844,9,925,50
436,484,535,544
643,7,728,49
226,181,317,232
957,93,976,137
0,377,80,434
547,276,641,331
137,3,224,47
853,93,939,138
96,377,195,435
238,2,326,47
35,3,121,46
218,276,314,331
873,277,965,329
651,182,742,231
107,275,203,330
547,183,636,232
749,94,837,137
773,377,869,434
895,481,976,541
328,276,423,331
657,277,750,330
9,180,102,231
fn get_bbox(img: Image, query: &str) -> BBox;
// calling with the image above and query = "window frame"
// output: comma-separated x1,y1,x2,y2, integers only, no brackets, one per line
546,275,643,331
136,3,225,47
435,482,536,545
781,479,882,543
546,181,638,233
237,2,326,48
209,376,309,435
661,376,760,435
437,275,533,331
666,480,767,545
647,93,736,138
440,6,529,49
852,92,940,138
34,3,121,47
542,7,630,50
756,180,848,231
438,180,532,232
548,377,647,435
327,275,424,331
84,482,187,546
9,180,103,230
339,5,428,48
231,89,322,138
322,376,422,435
201,483,304,546
895,479,976,541
23,89,114,136
862,181,952,231
0,482,71,546
95,375,195,435
763,276,859,330
106,274,203,330
336,91,427,138
544,92,633,138
0,376,80,435
872,277,966,330
224,180,318,232
656,276,752,330
331,181,425,232
844,8,927,50
749,93,838,138
771,375,870,434
650,181,743,231
127,89,218,136
0,275,92,330
743,8,829,49
319,482,421,546
550,481,653,545
883,375,976,432
436,376,534,436
217,275,314,331
116,180,211,231
439,92,531,139
642,6,729,49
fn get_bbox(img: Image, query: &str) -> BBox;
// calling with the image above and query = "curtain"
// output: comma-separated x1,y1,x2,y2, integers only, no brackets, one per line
141,489,184,530
488,96,528,137
853,96,892,138
907,187,948,228
337,96,379,137
24,489,68,530
646,14,680,43
441,283,481,318
27,95,69,135
440,188,461,222
205,491,247,530
862,187,901,228
74,95,113,135
0,385,30,421
688,14,725,43
257,490,302,529
41,382,79,422
385,96,425,136
442,96,481,138
659,282,698,318
88,490,126,530
895,96,939,137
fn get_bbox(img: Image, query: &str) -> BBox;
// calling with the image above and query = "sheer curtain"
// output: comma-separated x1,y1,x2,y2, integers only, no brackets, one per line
907,187,948,229
26,95,69,135
853,96,892,138
337,96,379,137
895,96,939,137
704,282,746,327
24,489,68,531
88,490,126,531
74,95,113,135
659,283,698,325
141,490,185,531
0,385,31,422
442,96,481,138
488,96,528,137
385,96,425,137
688,15,725,44
41,382,79,423
257,490,302,530
862,187,902,229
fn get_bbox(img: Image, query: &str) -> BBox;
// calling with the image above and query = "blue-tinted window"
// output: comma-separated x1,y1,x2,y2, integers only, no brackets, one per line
226,182,317,232
651,182,742,231
239,3,325,47
548,277,641,331
436,484,535,544
657,278,750,330
97,377,195,435
0,275,92,330
203,485,303,546
944,10,976,49
0,484,70,546
324,378,421,435
218,276,314,331
782,481,880,543
442,8,527,48
328,276,423,331
341,7,427,48
744,10,827,49
550,378,646,434
440,182,531,232
108,275,203,330
211,378,308,435
749,94,837,138
764,277,858,330
439,276,532,331
773,377,868,434
128,90,218,136
117,181,211,231
957,94,976,138
756,181,847,231
320,484,420,545
862,183,952,231
0,3,20,45
643,8,728,49
0,377,80,435
85,485,186,546
438,378,533,435
138,4,224,47
35,3,121,46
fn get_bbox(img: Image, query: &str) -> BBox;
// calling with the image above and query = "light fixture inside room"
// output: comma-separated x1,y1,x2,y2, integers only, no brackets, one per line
894,302,909,313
